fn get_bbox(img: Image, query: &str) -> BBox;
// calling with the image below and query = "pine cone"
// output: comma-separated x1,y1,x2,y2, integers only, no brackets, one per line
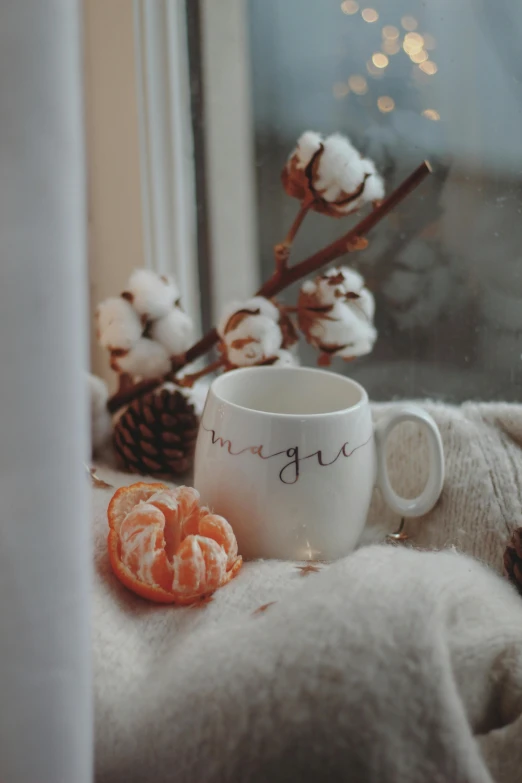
504,527,522,596
113,385,199,477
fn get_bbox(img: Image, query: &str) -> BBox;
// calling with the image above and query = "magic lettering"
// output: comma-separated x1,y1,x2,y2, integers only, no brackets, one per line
201,425,371,485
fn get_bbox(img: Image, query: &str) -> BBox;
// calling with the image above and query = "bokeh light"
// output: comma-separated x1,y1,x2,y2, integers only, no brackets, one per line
382,25,399,40
401,15,418,31
341,1,359,14
422,109,440,121
361,8,379,23
403,32,424,55
419,60,438,75
410,49,428,64
372,52,389,69
382,39,401,55
366,59,385,78
377,96,395,113
348,74,369,94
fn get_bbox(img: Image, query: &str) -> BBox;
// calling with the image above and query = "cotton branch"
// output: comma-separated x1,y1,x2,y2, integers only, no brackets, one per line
107,160,432,414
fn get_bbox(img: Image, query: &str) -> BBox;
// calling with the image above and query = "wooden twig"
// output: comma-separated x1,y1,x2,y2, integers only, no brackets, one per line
274,198,315,273
286,199,314,245
107,161,431,414
177,357,225,388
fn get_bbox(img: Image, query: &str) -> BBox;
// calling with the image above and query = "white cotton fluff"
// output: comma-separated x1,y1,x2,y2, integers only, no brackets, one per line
302,267,376,358
217,296,283,367
309,299,377,358
159,379,209,417
293,130,322,166
217,296,280,338
272,349,300,367
126,269,179,320
294,131,384,213
96,297,142,351
301,280,318,295
328,267,375,325
113,338,171,379
224,315,283,367
184,380,209,416
88,373,112,453
316,267,367,307
150,308,194,357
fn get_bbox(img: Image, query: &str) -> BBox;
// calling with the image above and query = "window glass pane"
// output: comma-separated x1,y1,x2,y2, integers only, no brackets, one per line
248,0,522,400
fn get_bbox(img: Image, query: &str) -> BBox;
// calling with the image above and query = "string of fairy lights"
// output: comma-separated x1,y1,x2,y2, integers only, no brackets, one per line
335,2,440,121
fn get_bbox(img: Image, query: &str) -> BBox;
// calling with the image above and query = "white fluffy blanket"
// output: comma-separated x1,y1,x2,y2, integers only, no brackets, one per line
93,403,522,783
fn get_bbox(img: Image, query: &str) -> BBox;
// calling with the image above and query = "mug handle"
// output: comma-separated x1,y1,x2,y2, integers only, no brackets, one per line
374,405,444,518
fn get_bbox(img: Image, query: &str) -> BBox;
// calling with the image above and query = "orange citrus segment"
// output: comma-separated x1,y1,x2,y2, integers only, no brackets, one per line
119,503,172,591
199,513,238,570
106,482,242,604
108,482,168,535
177,487,202,537
198,535,228,590
171,535,206,596
171,535,227,597
147,489,184,559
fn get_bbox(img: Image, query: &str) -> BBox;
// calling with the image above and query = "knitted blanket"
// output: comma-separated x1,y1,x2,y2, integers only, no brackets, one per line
93,403,522,783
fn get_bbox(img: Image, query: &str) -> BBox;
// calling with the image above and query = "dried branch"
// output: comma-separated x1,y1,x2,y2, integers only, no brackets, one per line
107,161,431,414
274,197,315,273
177,357,225,388
259,160,432,297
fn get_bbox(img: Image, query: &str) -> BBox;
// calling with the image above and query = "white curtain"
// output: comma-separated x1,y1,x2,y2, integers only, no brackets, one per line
0,1,92,781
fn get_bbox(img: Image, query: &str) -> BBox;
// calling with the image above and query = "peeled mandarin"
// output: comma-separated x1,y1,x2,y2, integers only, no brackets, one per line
107,482,242,604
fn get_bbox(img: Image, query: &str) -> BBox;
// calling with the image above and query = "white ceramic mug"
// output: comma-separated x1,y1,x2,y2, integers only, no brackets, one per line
194,366,444,560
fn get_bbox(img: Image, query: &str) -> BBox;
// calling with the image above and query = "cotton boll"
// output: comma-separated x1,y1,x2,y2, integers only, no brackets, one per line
298,266,377,361
309,300,377,358
112,338,171,379
96,297,142,351
315,133,368,200
223,315,283,367
88,373,112,453
315,134,385,213
217,296,279,338
217,296,286,367
125,269,180,320
150,308,194,356
282,130,384,216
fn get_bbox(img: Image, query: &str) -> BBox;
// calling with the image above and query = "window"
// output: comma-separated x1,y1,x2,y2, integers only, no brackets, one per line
87,0,522,400
247,0,522,400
